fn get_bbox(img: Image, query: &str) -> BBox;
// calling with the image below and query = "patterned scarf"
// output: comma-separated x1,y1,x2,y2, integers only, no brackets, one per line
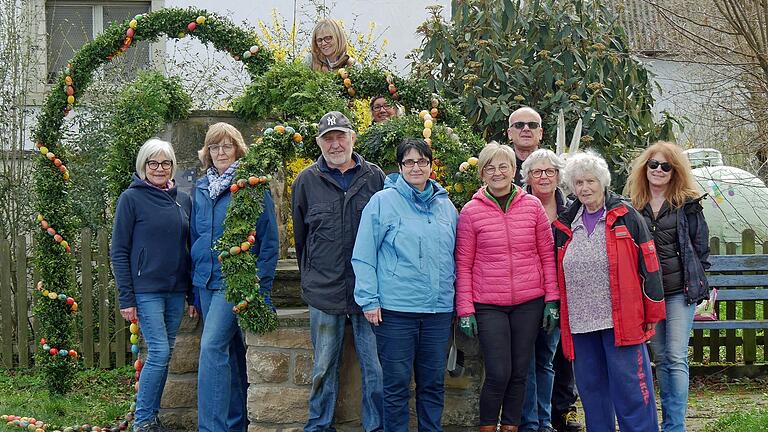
206,160,240,200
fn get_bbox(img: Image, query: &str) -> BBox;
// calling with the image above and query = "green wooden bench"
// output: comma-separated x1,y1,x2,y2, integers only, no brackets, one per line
690,254,768,364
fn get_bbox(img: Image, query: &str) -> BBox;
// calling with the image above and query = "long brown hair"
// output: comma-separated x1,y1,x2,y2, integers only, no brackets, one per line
625,141,700,210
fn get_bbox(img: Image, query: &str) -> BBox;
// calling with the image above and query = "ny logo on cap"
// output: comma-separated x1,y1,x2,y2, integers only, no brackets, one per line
327,116,337,126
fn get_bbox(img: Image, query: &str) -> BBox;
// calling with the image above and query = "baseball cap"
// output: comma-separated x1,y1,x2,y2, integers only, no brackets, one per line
317,111,354,137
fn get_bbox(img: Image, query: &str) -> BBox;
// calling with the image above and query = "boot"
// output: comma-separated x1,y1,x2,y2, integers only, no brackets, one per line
499,426,518,432
479,426,497,432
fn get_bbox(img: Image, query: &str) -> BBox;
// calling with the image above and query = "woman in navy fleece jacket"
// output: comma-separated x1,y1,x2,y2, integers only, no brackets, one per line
111,138,195,432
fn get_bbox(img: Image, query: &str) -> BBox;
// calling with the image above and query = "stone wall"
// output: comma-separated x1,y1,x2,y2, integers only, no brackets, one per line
156,261,485,431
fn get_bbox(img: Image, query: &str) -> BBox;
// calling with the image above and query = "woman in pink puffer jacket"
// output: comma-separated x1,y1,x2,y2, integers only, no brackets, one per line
455,142,558,432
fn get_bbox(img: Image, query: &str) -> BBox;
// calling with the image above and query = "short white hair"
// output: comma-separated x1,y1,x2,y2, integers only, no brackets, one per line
520,149,565,182
136,138,177,180
563,151,611,191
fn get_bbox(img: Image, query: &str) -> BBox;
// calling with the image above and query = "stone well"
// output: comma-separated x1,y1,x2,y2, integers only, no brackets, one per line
158,260,484,431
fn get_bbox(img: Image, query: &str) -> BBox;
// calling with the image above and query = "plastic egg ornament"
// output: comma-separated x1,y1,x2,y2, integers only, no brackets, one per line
242,51,251,59
131,344,139,354
249,45,259,54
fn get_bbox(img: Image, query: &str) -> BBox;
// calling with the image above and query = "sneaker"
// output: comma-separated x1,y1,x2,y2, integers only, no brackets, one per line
133,417,167,432
552,408,583,432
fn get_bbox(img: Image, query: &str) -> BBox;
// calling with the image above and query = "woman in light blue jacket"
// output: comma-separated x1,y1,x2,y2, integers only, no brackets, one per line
352,139,458,432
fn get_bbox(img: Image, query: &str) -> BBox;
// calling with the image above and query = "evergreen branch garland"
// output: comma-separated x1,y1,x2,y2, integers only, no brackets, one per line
216,136,285,334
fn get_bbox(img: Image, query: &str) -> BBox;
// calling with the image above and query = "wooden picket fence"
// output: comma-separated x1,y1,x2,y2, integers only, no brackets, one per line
0,228,130,369
0,228,767,369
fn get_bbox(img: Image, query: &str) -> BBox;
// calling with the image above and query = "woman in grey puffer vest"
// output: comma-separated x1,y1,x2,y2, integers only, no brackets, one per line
626,141,710,432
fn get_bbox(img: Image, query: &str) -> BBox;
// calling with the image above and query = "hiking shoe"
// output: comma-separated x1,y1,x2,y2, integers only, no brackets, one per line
133,417,167,432
552,408,583,432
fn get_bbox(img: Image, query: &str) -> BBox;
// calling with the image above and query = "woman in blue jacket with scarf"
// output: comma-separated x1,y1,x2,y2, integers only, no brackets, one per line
191,122,279,432
112,138,195,432
352,139,458,431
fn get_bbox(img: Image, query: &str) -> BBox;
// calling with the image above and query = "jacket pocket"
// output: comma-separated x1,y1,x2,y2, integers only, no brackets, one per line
307,201,339,269
137,248,146,277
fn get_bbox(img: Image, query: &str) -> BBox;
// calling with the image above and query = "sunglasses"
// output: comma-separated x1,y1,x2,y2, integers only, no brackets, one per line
510,121,540,130
647,159,672,172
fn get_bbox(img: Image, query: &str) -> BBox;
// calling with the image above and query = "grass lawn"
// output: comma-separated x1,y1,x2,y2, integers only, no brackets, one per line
0,366,134,430
703,409,768,432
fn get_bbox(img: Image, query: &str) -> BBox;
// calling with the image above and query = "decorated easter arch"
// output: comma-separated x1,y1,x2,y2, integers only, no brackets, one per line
26,6,483,430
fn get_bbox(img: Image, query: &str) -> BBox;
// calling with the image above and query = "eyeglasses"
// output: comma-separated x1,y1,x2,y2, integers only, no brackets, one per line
483,164,511,175
401,158,430,168
647,159,672,172
530,168,558,178
146,160,173,170
372,104,390,112
209,144,234,154
510,121,540,130
316,35,333,45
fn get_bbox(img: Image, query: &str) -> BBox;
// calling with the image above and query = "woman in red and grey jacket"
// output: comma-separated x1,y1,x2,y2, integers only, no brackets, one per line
553,151,665,432
455,142,558,432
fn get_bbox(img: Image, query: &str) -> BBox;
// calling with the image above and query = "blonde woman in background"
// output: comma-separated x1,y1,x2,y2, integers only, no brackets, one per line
308,18,357,72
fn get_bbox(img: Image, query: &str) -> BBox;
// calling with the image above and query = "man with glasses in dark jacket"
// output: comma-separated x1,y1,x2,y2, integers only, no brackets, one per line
507,106,544,186
292,111,386,432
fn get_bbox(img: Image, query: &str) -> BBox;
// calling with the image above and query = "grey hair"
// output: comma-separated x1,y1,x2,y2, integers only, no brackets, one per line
136,138,177,180
520,148,565,182
562,150,611,191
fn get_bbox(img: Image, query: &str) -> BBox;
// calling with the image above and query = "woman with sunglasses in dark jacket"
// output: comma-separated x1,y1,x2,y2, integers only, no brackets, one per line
625,141,710,432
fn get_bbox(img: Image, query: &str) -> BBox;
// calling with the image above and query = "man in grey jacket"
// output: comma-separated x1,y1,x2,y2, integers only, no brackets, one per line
292,111,385,432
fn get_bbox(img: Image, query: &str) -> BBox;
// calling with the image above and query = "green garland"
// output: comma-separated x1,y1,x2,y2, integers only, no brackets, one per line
106,71,192,208
357,114,484,208
215,130,290,333
33,6,273,394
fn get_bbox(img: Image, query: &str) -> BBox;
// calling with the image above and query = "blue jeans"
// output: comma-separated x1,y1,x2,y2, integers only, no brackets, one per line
198,288,248,432
520,327,560,431
573,329,659,432
375,310,452,432
649,294,695,432
305,306,383,432
134,292,185,427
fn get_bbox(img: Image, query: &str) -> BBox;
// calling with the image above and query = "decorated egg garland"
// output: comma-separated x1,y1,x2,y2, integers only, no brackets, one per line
36,215,72,254
35,281,78,313
33,6,275,398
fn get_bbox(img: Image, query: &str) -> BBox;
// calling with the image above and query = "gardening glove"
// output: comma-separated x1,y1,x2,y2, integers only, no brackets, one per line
459,315,478,338
542,301,560,334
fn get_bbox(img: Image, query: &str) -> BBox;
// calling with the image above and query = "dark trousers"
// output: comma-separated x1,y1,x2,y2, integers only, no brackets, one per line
475,298,543,426
572,329,659,432
375,309,453,432
551,338,578,417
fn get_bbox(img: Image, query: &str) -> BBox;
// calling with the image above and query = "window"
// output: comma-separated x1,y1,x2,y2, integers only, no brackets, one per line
46,1,151,82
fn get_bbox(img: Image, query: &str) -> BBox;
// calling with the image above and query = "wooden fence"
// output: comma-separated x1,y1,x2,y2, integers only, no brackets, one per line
689,230,768,365
1,228,767,369
0,228,130,369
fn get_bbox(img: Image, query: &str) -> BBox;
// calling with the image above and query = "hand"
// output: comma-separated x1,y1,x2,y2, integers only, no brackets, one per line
542,301,560,334
459,315,478,337
644,322,657,333
364,308,382,326
188,305,198,318
120,307,137,322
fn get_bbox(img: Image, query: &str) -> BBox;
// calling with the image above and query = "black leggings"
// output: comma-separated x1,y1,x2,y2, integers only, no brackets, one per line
475,298,543,426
